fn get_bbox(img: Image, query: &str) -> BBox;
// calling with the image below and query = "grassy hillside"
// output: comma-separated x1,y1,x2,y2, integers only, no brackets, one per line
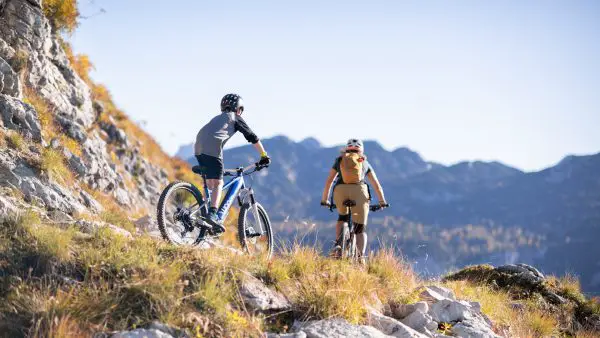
2,211,599,337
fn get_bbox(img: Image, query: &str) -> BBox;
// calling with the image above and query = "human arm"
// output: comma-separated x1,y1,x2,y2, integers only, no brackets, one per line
366,170,387,206
321,169,338,205
235,116,269,164
234,116,259,144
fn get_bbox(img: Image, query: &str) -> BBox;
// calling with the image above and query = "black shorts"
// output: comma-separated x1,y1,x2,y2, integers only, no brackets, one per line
195,154,224,179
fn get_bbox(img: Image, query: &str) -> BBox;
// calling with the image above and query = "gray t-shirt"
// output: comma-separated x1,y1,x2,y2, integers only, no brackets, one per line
194,112,259,158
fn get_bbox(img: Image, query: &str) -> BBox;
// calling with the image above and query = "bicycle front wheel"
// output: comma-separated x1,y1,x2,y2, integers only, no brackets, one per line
238,203,273,259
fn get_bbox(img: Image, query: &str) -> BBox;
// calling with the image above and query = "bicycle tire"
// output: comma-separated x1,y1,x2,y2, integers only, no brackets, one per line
349,232,357,262
238,203,274,259
157,180,205,245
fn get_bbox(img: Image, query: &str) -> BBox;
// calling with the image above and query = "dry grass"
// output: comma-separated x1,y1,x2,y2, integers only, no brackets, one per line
24,88,56,140
546,273,586,304
69,53,94,85
7,130,26,151
2,209,595,337
42,0,79,34
40,147,74,184
445,280,560,337
60,134,83,157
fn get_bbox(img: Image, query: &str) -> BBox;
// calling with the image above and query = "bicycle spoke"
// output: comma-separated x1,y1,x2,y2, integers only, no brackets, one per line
163,188,202,245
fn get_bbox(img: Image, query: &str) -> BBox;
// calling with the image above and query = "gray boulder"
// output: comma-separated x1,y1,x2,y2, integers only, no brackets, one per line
428,299,473,323
390,301,429,319
419,287,449,304
110,329,173,338
366,307,428,338
452,318,501,338
109,322,188,338
0,56,21,97
0,195,18,222
296,318,393,338
400,309,437,336
240,274,291,312
0,94,41,140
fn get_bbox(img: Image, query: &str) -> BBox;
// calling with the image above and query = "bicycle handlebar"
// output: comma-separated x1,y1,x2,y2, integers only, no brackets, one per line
323,203,390,212
223,163,269,177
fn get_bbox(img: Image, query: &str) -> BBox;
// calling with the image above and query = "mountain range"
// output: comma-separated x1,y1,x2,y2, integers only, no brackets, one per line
179,136,600,293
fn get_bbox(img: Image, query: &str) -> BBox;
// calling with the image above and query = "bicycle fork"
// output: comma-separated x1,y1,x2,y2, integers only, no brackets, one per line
239,188,266,236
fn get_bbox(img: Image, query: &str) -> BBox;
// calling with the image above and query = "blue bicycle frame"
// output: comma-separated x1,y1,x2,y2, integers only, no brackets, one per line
203,174,244,221
200,165,265,234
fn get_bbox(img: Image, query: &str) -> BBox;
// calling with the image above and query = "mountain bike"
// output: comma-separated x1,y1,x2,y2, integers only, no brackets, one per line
157,162,273,258
326,200,389,262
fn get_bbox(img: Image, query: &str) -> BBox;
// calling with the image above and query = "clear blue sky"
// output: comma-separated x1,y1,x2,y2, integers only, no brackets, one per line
71,0,600,171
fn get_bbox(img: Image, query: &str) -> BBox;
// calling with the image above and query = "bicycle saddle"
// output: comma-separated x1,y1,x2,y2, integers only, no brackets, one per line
343,200,356,207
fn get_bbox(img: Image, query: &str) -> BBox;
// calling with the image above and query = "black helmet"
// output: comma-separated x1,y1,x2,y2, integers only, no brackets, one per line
220,93,244,112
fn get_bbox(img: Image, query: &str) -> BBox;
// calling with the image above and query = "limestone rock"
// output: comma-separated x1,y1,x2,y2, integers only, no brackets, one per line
296,318,393,338
452,318,501,338
425,286,455,300
428,299,473,323
240,274,291,312
0,94,41,140
391,301,429,319
419,287,448,304
400,309,436,335
367,307,428,338
0,195,18,222
0,56,21,97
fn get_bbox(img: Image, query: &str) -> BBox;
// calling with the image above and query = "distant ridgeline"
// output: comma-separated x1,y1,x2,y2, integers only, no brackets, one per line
183,136,600,293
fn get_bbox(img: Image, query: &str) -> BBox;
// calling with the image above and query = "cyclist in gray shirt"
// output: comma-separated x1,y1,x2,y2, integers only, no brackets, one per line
194,94,270,231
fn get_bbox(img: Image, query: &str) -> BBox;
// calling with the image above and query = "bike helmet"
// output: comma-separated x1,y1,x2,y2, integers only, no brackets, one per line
221,93,244,112
346,138,364,150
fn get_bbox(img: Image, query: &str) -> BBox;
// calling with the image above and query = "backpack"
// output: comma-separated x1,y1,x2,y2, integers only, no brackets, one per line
339,152,365,184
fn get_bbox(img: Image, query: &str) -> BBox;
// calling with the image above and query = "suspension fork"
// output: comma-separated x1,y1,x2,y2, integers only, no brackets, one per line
245,188,266,235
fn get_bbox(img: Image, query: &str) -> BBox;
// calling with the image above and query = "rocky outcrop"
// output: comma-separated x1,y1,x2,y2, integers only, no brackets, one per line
0,94,41,140
107,322,188,338
444,263,567,305
293,318,393,338
0,0,168,221
385,286,499,338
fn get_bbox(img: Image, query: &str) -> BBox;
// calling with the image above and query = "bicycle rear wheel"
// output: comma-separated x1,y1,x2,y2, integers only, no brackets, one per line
238,203,273,259
157,181,205,245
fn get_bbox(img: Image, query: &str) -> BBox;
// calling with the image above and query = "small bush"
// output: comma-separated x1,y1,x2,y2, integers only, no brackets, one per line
24,89,56,140
368,248,418,303
71,54,94,84
100,209,135,233
42,0,79,34
40,147,73,184
27,224,76,262
7,130,26,151
546,274,586,304
60,134,82,157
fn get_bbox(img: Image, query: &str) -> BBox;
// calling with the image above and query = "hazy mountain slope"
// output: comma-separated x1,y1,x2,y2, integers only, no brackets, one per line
185,136,523,220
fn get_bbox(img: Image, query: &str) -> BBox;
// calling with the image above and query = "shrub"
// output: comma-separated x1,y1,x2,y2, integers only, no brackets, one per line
7,130,26,151
42,0,79,34
70,53,94,84
60,134,82,157
24,89,56,139
40,147,73,184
